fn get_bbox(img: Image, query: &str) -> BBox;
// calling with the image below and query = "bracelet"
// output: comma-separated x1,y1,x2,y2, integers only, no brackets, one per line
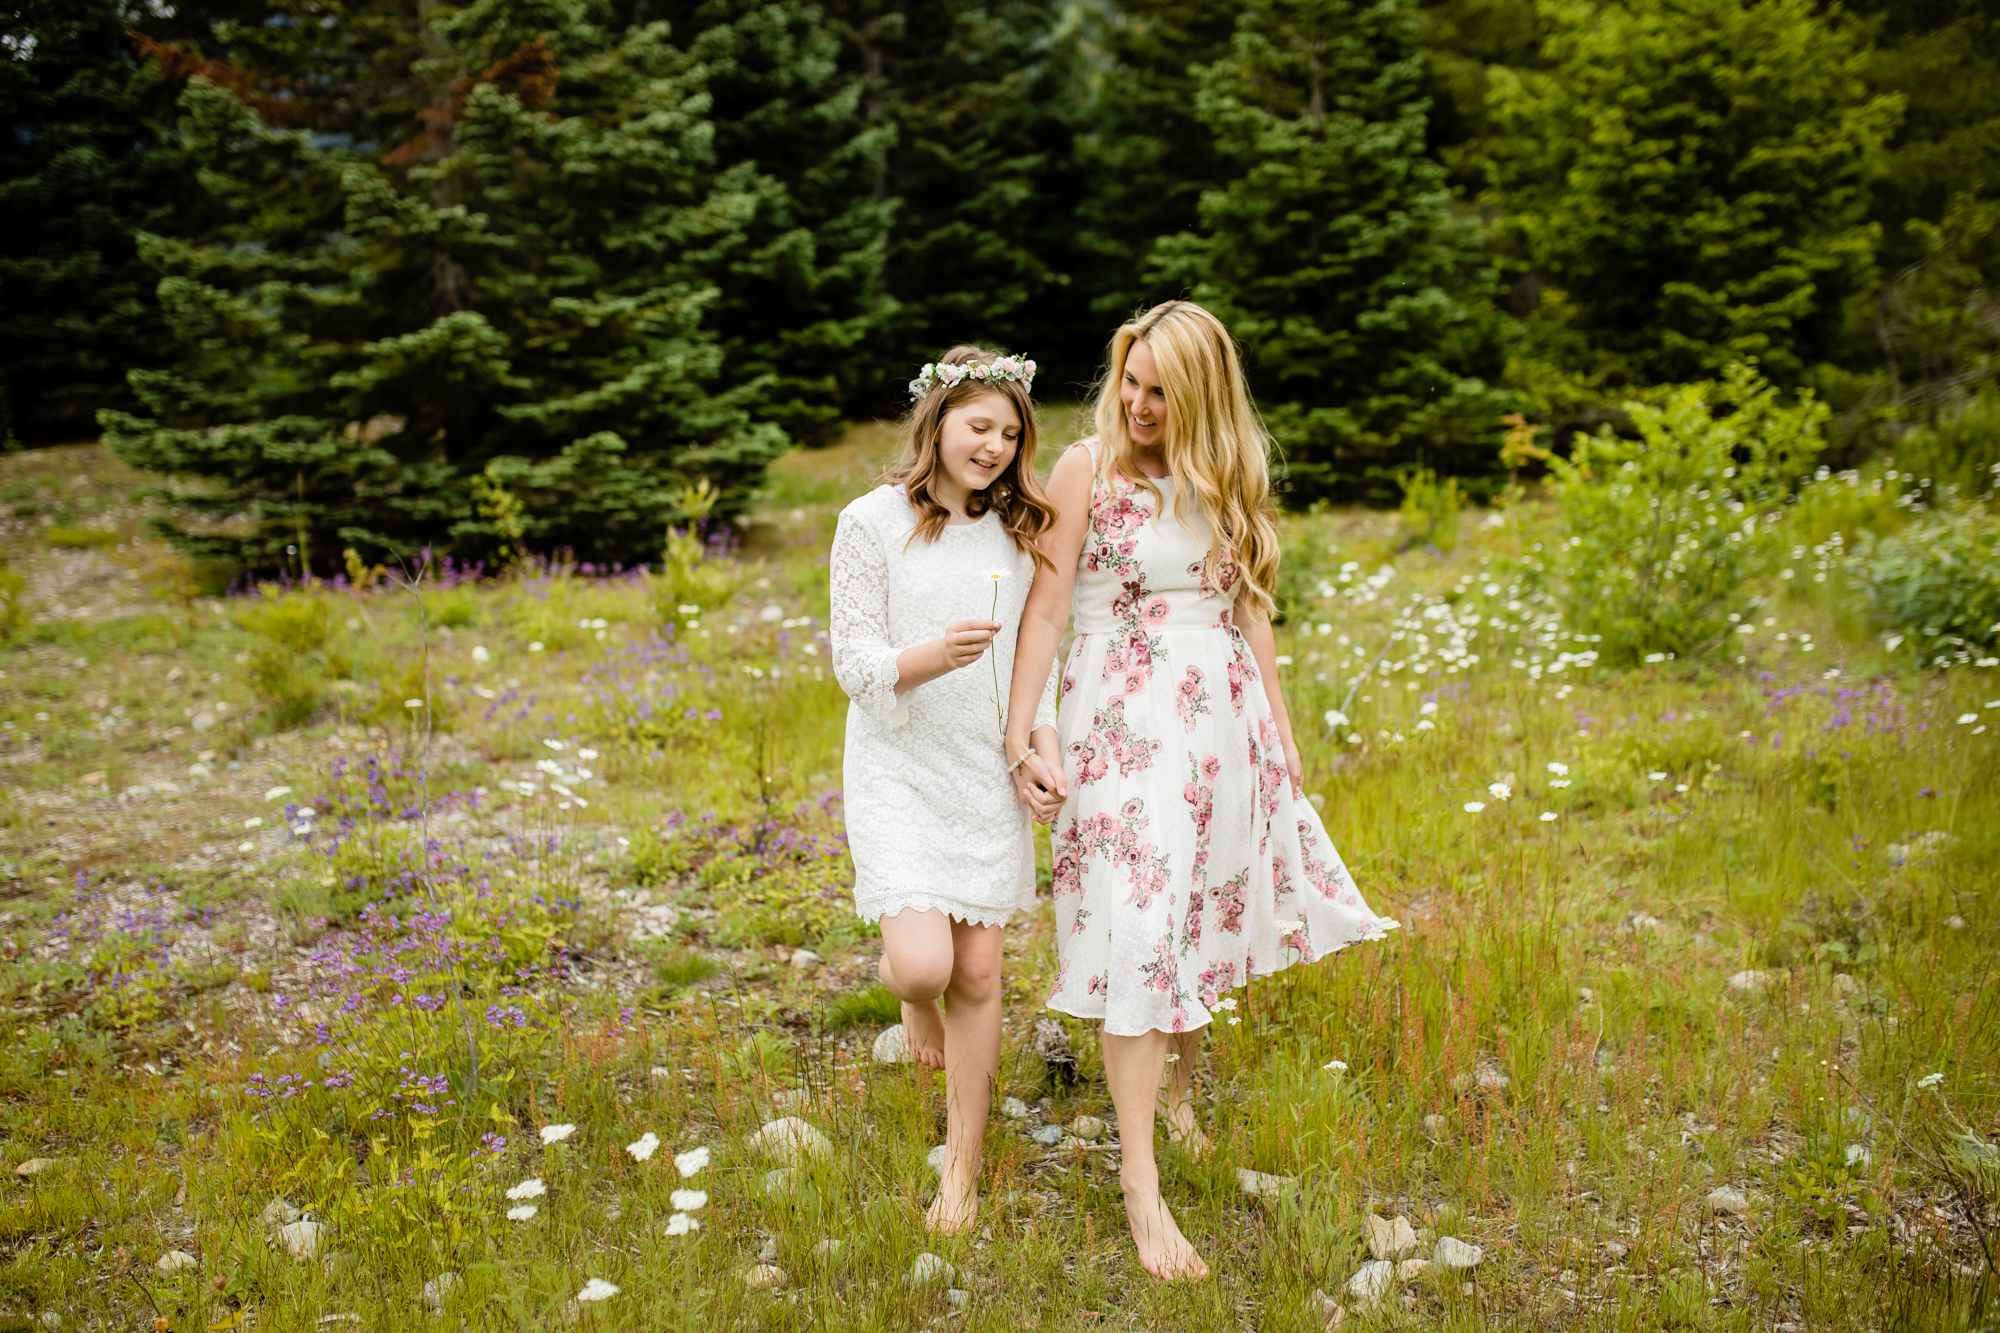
1006,748,1031,775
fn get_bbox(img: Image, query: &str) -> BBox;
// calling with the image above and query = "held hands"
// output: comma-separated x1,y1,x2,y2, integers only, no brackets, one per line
939,619,1001,671
1014,729,1067,824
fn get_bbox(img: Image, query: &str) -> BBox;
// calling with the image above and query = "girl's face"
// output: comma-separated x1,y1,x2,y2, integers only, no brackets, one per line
934,391,1021,507
1121,338,1168,450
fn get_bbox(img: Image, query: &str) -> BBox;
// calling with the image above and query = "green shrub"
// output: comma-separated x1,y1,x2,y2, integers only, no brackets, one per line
1892,386,2000,500
1551,363,1825,663
44,526,119,549
1848,504,2000,667
237,587,334,728
0,559,24,639
1396,466,1463,553
650,527,741,624
638,940,720,990
821,984,900,1032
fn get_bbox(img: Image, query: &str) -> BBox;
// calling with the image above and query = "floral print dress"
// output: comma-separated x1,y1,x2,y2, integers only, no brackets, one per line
1047,444,1399,1035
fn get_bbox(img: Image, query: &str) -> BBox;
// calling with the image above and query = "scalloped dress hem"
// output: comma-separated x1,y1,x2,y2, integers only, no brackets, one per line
855,891,1023,931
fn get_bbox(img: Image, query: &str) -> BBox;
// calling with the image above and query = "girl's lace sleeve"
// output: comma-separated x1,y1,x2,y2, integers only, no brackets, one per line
829,508,910,729
1034,658,1061,731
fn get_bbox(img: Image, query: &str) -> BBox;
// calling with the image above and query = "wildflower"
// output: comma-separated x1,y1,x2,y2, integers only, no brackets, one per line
529,641,545,652
1323,1059,1349,1073
543,738,566,751
540,1124,576,1145
1487,782,1511,801
1213,996,1237,1011
1648,772,1667,781
404,699,425,709
671,1145,711,1178
669,1189,708,1211
575,1279,620,1303
506,1205,537,1221
1463,801,1485,813
1547,761,1569,776
236,841,255,853
1323,709,1348,728
243,817,263,829
263,786,293,802
1917,1072,1944,1089
1415,719,1435,731
664,1212,700,1236
472,645,490,663
626,1132,661,1162
1957,713,1978,725
505,1178,545,1200
1540,811,1558,822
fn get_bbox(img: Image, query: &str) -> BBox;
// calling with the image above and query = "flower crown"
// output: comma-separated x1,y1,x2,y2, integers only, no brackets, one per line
908,355,1037,400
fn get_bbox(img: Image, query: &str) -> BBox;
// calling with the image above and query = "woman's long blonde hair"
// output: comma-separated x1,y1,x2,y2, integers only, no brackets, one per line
1090,301,1281,617
886,344,1056,570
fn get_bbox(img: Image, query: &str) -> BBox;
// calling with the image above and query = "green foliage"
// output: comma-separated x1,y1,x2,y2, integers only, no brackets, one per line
1153,0,1504,499
1848,503,2000,667
821,983,901,1031
639,941,720,991
1397,466,1463,552
1893,385,2000,500
1488,0,1904,387
237,586,335,730
650,528,743,625
1551,363,1827,662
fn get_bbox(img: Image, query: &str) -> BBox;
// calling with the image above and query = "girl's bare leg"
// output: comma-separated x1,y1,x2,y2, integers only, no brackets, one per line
1102,1029,1210,1281
1158,1028,1212,1158
877,907,952,1069
926,918,1004,1234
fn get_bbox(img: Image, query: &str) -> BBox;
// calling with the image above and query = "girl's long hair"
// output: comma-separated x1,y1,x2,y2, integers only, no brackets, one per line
1089,301,1281,617
885,344,1055,571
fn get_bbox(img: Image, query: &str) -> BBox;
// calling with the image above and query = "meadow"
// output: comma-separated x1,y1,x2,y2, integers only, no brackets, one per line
0,423,1995,1333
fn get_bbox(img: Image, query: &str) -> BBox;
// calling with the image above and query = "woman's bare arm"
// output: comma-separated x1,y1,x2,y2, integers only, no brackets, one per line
1236,595,1304,796
1005,444,1095,809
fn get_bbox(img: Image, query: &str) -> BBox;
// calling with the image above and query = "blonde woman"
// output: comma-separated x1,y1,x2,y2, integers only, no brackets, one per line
830,344,1063,1234
1005,302,1398,1280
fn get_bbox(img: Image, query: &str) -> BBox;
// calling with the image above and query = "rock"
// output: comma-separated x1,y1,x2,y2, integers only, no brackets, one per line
1844,1144,1873,1169
649,1066,673,1084
945,1288,970,1308
1453,1061,1510,1095
1033,1019,1079,1083
756,1238,779,1264
744,1264,787,1291
1832,972,1859,997
1433,1236,1483,1269
910,1252,958,1286
1365,1214,1420,1260
155,1251,198,1275
1310,1289,1346,1328
789,949,822,972
1236,1167,1297,1200
815,1238,844,1260
1602,1239,1629,1258
1069,1116,1106,1142
1001,1097,1030,1120
1706,1185,1749,1216
421,1272,460,1310
927,1144,948,1174
1421,1114,1447,1139
1031,1124,1066,1147
191,713,217,732
277,1219,323,1260
762,1168,796,1196
872,1025,912,1065
1727,970,1772,993
748,1117,832,1164
260,1198,302,1228
1395,1259,1429,1281
1346,1259,1394,1303
13,1158,55,1180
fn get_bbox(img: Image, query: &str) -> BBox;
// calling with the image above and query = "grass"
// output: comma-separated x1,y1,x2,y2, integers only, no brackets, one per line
0,436,1994,1331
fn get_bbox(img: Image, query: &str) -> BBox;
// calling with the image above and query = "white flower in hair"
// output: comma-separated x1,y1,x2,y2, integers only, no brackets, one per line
908,354,1037,400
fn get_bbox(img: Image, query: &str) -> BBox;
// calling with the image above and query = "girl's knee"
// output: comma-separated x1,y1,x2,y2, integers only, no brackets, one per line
880,948,952,1001
947,955,1001,1005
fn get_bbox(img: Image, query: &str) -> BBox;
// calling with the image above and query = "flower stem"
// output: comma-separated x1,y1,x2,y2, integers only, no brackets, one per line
990,582,1004,733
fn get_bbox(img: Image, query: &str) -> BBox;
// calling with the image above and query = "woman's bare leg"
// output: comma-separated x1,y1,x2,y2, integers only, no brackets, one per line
877,908,952,1070
926,919,1004,1234
1158,1028,1212,1158
1102,1029,1210,1281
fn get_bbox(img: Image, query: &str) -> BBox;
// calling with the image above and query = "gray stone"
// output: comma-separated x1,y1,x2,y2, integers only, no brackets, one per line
1069,1116,1106,1142
872,1024,912,1065
927,1144,948,1174
762,1168,796,1196
1395,1259,1429,1281
1001,1097,1030,1120
945,1288,970,1308
421,1272,460,1310
1236,1167,1297,1200
260,1197,302,1228
1365,1214,1420,1260
1727,970,1772,993
789,949,822,972
1345,1259,1394,1303
743,1264,787,1291
1433,1236,1482,1269
1030,1124,1066,1147
748,1117,832,1164
756,1238,779,1264
910,1252,958,1285
155,1250,199,1275
13,1158,55,1180
277,1219,323,1260
1706,1185,1749,1215
1421,1114,1447,1139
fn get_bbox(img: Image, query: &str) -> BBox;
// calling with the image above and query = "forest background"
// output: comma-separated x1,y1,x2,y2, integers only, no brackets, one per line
2,0,1997,574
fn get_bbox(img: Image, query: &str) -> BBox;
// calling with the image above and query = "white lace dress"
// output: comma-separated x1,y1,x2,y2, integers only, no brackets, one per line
830,484,1059,927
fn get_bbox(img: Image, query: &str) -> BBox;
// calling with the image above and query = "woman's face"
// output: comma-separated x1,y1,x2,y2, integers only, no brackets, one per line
1120,338,1167,450
935,390,1021,504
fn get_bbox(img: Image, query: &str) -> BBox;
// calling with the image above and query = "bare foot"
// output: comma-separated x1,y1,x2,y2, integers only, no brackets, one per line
924,1158,979,1235
902,999,946,1070
1122,1176,1209,1281
1160,1096,1214,1161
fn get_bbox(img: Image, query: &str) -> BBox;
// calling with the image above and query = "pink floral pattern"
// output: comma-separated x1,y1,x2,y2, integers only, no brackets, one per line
1044,442,1399,1037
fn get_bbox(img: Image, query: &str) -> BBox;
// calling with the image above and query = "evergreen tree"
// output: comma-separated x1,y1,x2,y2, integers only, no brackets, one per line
102,11,795,569
1486,0,1904,389
1153,0,1502,499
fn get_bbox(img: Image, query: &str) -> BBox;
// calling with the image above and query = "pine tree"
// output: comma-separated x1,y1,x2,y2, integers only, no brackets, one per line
102,12,794,569
1486,0,1905,388
1152,0,1502,499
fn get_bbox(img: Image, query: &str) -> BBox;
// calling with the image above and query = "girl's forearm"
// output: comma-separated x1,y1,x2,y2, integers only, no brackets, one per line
1004,611,1064,756
894,639,950,695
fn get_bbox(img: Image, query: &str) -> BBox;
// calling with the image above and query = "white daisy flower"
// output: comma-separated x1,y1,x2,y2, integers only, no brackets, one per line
506,1205,537,1221
674,1146,710,1178
669,1189,708,1211
539,1124,576,1145
505,1178,545,1200
576,1279,620,1303
626,1132,660,1162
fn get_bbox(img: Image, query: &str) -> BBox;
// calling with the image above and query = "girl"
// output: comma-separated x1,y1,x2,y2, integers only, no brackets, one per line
829,344,1063,1234
1005,302,1399,1280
